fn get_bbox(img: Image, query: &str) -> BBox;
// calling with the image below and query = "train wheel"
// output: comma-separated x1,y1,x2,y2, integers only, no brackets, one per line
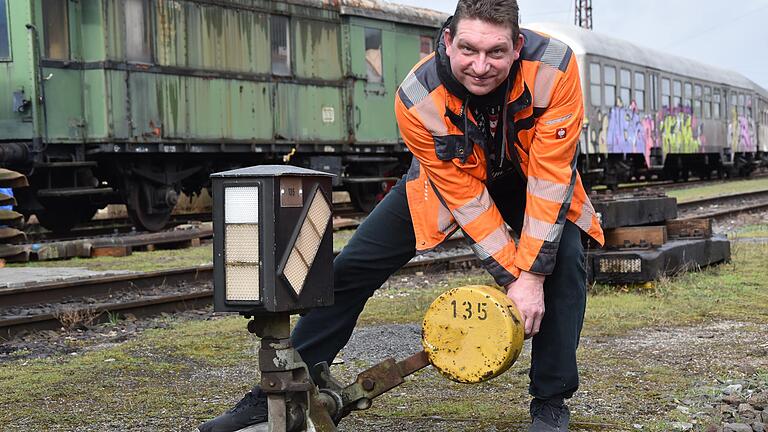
126,180,175,232
349,182,390,213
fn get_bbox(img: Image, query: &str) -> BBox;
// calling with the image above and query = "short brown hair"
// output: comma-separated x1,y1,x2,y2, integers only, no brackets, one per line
448,0,520,41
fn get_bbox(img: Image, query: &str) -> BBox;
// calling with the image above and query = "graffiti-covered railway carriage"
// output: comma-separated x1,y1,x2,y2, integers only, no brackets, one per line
529,23,768,186
0,0,444,231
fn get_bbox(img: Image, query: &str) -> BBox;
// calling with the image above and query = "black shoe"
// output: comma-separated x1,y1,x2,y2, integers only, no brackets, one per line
528,398,570,432
199,387,268,432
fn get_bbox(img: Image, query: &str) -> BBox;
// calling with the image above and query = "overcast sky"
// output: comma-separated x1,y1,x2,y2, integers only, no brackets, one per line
393,0,768,90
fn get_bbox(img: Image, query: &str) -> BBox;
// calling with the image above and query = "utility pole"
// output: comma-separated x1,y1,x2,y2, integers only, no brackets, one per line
574,0,593,30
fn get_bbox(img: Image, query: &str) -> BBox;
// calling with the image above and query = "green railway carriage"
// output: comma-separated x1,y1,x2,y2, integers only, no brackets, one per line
0,0,446,231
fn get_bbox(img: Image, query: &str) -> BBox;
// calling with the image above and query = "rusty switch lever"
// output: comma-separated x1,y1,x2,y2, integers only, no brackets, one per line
312,351,431,422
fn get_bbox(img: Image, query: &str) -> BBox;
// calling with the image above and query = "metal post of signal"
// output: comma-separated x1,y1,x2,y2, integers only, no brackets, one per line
574,0,593,30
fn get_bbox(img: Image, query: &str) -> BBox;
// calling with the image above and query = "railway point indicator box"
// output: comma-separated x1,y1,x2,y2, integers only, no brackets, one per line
210,165,334,315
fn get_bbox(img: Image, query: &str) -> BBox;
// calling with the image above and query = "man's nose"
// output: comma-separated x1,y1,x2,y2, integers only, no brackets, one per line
471,54,491,76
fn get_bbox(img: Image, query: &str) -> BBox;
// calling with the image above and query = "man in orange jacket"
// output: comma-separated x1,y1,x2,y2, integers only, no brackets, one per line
201,1,603,431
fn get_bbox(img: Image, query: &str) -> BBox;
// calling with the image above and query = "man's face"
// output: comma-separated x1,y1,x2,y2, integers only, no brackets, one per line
445,18,523,96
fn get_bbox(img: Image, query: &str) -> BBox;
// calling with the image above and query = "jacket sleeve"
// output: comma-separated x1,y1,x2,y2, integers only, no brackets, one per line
513,51,584,275
395,92,520,286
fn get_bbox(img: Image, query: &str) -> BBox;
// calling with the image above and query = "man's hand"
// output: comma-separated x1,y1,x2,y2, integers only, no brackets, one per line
505,271,546,338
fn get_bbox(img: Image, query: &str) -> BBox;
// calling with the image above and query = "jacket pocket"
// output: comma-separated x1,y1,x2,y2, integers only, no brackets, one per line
434,135,473,163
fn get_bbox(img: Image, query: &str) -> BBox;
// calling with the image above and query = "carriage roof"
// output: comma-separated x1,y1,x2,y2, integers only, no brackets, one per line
525,22,767,96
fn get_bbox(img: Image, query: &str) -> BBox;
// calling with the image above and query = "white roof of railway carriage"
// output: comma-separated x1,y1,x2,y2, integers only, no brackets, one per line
289,0,448,28
526,22,768,96
338,0,448,27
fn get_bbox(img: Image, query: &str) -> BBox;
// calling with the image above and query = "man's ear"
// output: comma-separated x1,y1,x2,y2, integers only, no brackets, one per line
444,28,454,55
513,33,524,60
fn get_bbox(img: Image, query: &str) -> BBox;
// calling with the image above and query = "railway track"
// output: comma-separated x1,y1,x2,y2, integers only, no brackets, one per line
0,245,476,339
677,189,768,220
591,170,768,195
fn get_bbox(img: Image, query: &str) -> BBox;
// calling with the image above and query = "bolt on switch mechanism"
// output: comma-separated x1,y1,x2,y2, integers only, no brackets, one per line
211,166,524,432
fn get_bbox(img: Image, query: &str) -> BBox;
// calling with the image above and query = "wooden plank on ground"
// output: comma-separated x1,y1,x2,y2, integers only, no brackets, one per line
333,218,361,230
91,246,132,257
604,226,668,249
666,218,712,239
31,240,92,261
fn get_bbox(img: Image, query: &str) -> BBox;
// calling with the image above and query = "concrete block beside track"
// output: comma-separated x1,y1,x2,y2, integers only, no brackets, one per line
0,268,134,289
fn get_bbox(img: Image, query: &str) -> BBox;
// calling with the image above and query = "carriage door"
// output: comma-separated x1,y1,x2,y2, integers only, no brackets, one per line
1,0,39,142
39,0,86,141
348,21,397,144
759,98,768,154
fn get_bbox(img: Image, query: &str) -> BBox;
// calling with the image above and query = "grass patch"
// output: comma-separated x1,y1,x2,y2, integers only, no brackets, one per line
584,241,768,336
0,315,257,428
333,229,355,251
9,244,213,272
729,223,768,239
667,177,768,203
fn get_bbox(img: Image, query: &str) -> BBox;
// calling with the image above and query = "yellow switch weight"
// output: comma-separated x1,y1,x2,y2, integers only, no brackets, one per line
421,285,525,383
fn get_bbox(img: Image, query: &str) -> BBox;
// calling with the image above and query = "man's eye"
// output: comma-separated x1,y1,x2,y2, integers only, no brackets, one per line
461,47,474,54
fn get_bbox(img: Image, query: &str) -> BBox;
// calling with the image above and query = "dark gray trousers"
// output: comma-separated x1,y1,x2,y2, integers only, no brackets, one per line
291,176,587,400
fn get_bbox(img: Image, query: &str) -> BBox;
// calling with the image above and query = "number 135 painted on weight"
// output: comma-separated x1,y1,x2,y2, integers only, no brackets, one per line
450,300,488,320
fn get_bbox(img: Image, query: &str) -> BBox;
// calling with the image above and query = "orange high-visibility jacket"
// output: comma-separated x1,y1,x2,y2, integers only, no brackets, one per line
395,28,604,287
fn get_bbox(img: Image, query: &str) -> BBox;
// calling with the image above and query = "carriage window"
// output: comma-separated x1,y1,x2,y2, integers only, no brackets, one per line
673,80,682,108
364,27,383,83
0,0,9,61
661,78,671,108
737,94,745,116
589,63,601,107
703,86,711,119
42,0,70,60
620,69,631,106
271,15,291,76
634,72,645,111
125,0,152,63
419,36,433,59
683,82,692,109
603,65,616,106
650,75,658,110
713,90,721,119
693,84,702,118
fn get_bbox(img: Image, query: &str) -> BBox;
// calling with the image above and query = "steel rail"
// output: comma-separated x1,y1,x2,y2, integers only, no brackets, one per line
677,189,768,211
0,291,212,340
678,200,768,222
0,266,213,308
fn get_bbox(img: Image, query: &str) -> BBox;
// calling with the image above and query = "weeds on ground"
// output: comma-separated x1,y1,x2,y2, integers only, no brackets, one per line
53,306,100,329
